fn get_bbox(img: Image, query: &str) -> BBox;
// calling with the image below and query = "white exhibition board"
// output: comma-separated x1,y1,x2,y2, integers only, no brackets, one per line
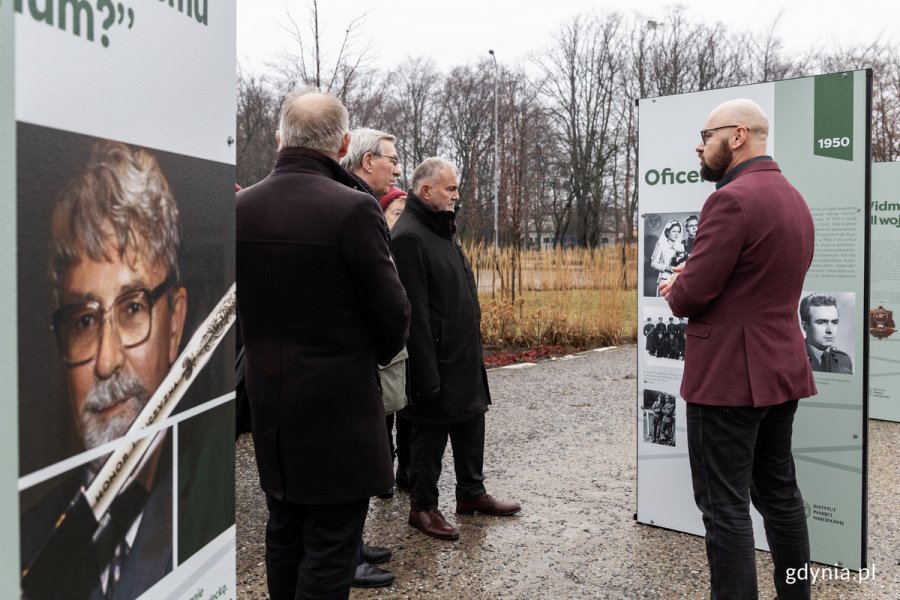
869,161,900,422
636,71,869,571
10,2,237,598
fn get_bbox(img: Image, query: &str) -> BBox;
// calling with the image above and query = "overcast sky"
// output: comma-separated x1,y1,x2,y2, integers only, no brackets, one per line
237,0,897,75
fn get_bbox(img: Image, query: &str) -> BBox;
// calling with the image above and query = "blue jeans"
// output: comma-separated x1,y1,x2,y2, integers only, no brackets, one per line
686,401,810,600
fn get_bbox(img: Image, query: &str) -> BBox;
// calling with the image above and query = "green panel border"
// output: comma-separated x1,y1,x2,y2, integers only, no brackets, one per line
814,72,855,161
1,2,19,596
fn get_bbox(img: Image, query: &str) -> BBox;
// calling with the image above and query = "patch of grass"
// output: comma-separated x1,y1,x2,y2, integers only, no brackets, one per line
467,244,638,350
480,288,637,349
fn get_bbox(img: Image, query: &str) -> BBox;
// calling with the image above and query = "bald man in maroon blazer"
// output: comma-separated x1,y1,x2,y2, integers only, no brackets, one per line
660,99,816,600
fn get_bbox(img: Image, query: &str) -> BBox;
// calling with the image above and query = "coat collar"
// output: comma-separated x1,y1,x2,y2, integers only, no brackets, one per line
405,193,456,239
716,155,777,189
345,170,378,199
273,147,361,189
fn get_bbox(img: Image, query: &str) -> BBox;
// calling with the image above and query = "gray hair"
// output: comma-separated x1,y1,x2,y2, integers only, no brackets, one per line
410,157,459,195
277,88,349,153
340,128,396,172
50,140,181,300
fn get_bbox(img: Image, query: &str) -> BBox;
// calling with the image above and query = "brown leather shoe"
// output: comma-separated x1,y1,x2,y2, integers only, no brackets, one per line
456,493,521,516
408,508,460,540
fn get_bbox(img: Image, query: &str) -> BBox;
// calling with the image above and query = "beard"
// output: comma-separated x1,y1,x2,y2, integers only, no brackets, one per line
80,370,149,470
700,138,732,182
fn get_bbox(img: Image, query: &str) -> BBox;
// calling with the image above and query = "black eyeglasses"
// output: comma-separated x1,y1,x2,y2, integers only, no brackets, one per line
372,153,399,167
699,125,739,144
51,276,174,366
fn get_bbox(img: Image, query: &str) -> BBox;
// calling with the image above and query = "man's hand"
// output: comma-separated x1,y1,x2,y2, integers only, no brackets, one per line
659,263,685,299
415,386,441,407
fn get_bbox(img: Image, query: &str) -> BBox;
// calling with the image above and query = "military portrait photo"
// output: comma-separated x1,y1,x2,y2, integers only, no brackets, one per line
799,291,856,375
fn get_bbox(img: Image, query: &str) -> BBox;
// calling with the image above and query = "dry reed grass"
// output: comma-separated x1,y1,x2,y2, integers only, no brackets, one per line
465,243,638,349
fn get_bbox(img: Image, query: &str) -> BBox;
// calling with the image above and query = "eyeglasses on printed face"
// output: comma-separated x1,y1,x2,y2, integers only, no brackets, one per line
52,276,174,366
699,124,739,144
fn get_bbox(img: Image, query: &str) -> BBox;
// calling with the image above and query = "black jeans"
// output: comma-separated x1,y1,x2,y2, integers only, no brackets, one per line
687,401,810,600
264,495,369,600
409,413,487,511
385,411,412,468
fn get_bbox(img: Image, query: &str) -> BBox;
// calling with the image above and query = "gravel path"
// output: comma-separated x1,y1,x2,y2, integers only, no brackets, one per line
236,346,899,599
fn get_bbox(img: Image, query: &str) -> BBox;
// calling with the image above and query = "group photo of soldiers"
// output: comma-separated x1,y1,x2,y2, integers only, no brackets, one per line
641,314,687,363
641,390,677,447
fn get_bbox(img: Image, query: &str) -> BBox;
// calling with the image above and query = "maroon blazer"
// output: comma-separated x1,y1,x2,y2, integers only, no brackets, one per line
665,159,817,407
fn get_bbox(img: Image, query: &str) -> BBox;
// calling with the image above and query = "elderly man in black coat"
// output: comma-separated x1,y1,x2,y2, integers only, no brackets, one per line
392,157,520,541
236,89,410,600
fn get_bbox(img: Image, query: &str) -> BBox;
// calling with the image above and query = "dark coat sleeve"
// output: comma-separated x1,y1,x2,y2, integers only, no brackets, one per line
341,198,411,365
391,234,441,397
666,192,747,317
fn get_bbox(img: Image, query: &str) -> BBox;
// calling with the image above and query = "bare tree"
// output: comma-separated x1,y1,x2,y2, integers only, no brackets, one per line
236,69,280,186
746,16,807,83
389,57,446,170
499,71,547,250
272,0,371,102
236,4,900,236
872,45,900,162
536,13,626,248
442,62,494,240
345,69,393,129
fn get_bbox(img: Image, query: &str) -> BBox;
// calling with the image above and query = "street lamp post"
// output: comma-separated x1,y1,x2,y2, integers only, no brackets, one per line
488,49,499,254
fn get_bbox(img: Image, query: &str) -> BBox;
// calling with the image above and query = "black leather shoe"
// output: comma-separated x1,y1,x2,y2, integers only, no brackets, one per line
351,562,394,588
376,487,394,499
361,543,392,565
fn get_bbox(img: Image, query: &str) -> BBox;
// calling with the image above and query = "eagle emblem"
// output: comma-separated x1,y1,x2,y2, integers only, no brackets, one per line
869,305,896,339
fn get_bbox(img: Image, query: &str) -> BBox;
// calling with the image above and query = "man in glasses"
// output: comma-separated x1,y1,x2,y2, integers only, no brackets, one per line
683,215,699,256
660,99,815,599
340,129,407,587
341,127,402,199
24,140,187,598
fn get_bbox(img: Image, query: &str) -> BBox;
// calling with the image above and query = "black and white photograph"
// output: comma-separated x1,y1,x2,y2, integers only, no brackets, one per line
641,389,678,447
799,290,857,375
641,307,687,367
642,211,699,297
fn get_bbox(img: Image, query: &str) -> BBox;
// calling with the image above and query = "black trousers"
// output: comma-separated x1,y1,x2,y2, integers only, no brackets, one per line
687,401,810,600
264,495,369,600
385,411,412,467
409,412,487,511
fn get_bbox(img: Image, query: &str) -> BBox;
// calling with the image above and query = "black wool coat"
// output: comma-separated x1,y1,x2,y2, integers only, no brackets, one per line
391,193,490,425
236,148,410,504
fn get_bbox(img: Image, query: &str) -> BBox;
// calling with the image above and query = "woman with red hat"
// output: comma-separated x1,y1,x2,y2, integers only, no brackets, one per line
380,186,407,231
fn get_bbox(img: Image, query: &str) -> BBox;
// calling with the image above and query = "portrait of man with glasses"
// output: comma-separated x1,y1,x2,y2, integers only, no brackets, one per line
21,139,188,599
